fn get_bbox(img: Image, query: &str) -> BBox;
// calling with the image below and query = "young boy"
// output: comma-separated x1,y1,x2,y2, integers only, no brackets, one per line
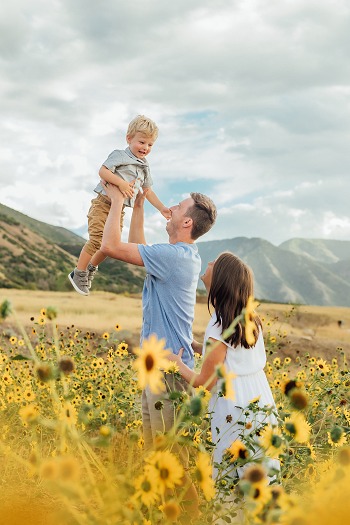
68,115,170,295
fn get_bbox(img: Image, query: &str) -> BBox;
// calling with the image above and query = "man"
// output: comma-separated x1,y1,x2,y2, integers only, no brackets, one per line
100,182,216,446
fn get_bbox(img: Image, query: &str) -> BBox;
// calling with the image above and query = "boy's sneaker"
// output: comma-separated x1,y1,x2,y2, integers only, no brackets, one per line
87,263,98,289
68,268,89,296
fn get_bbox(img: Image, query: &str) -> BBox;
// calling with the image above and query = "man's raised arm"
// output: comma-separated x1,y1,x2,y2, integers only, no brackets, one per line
128,190,147,245
100,182,144,266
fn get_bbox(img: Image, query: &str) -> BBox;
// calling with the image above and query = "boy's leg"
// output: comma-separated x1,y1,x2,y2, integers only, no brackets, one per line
90,250,107,267
88,204,126,285
69,196,110,294
76,247,93,271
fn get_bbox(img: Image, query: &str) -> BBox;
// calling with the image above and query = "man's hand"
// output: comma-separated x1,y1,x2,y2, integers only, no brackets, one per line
102,181,125,202
133,188,148,209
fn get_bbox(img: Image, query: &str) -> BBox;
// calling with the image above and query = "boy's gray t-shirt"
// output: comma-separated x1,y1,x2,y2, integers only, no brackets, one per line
94,147,153,208
138,242,201,369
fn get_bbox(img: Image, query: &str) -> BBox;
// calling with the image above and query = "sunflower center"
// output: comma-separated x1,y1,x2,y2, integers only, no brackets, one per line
239,447,248,459
330,425,343,442
286,422,296,435
145,354,155,371
141,480,151,492
160,468,169,479
271,435,282,448
195,469,203,482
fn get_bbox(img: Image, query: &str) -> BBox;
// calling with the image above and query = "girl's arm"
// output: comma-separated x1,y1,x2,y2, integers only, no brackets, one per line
169,338,227,390
191,339,203,355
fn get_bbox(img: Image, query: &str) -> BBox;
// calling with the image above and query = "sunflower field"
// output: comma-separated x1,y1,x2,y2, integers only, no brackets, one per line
0,302,349,525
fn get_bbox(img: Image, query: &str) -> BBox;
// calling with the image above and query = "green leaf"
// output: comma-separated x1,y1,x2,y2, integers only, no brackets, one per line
10,354,32,361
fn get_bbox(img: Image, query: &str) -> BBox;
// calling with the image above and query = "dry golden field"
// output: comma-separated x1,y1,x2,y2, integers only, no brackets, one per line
1,288,350,359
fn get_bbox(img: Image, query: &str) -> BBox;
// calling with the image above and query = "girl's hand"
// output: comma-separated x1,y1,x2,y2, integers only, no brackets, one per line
167,348,184,363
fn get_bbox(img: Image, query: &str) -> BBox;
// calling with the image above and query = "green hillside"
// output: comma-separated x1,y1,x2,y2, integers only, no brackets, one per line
0,203,145,293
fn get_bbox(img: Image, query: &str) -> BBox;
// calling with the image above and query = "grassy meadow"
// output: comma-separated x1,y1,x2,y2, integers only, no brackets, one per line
2,289,350,359
0,289,349,524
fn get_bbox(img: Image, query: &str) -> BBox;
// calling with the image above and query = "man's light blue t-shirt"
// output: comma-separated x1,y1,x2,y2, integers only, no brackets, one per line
138,242,201,370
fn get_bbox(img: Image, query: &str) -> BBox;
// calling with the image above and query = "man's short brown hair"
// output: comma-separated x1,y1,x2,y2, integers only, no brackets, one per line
187,192,217,240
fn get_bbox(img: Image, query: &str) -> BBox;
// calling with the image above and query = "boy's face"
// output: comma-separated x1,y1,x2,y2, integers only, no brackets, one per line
127,132,156,159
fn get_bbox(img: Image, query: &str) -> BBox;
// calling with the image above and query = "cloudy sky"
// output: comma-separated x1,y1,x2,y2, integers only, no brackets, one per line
1,0,350,246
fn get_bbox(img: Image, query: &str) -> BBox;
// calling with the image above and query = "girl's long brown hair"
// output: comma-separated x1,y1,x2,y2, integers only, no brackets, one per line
207,252,262,348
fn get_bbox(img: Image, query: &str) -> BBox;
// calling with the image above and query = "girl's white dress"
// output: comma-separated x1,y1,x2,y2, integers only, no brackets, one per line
203,313,279,479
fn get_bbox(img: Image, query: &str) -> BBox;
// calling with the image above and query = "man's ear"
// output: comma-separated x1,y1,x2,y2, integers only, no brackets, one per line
183,217,193,229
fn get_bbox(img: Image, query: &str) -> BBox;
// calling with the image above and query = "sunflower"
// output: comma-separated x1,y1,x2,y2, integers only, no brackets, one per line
288,388,308,410
216,364,236,400
226,440,249,461
259,425,285,459
19,404,39,424
58,456,80,482
193,452,215,501
133,335,171,393
59,402,77,426
161,501,182,521
117,342,128,353
244,296,260,346
316,358,330,374
39,458,59,480
195,385,212,403
145,450,184,494
242,463,268,489
102,332,110,340
23,389,36,402
114,323,122,331
327,426,347,447
133,471,160,506
284,412,311,443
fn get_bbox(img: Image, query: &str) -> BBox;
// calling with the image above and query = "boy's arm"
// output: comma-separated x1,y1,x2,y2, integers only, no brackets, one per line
100,182,144,266
99,166,135,199
145,189,171,219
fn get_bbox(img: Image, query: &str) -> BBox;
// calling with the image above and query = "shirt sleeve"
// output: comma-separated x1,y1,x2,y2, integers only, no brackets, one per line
102,150,123,172
142,166,153,189
138,243,177,281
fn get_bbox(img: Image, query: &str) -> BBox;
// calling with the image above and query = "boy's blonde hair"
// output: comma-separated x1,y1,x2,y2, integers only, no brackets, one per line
127,115,159,140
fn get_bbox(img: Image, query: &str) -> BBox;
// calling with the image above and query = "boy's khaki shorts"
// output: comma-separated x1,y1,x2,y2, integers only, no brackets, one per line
83,194,125,256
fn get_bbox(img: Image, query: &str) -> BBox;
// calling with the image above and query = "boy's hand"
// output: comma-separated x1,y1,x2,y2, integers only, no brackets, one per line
117,179,135,199
161,207,171,220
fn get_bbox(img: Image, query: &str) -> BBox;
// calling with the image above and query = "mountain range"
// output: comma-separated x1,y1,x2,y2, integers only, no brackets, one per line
1,202,349,306
197,237,350,306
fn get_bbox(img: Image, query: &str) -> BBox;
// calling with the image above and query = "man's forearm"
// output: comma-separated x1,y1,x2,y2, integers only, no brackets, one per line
101,196,123,252
128,204,146,244
100,184,144,266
